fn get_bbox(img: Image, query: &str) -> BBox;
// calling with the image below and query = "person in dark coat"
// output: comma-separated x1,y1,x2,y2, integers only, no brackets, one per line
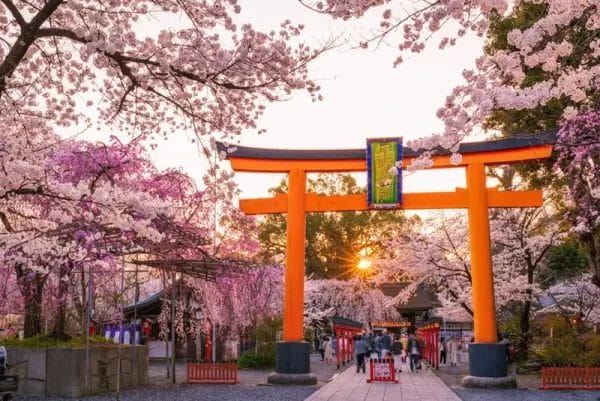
391,337,403,372
380,329,392,359
407,333,424,372
440,337,447,365
354,335,368,373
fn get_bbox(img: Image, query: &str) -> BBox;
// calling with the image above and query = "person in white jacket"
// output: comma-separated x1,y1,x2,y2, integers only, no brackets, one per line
448,337,459,367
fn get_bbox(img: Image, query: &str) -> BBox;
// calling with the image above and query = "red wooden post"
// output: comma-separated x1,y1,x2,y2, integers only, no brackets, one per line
347,331,352,363
434,327,439,369
343,331,348,363
342,330,346,364
424,328,428,365
336,328,341,369
427,328,431,365
340,330,344,365
367,358,375,383
428,328,433,365
432,327,435,365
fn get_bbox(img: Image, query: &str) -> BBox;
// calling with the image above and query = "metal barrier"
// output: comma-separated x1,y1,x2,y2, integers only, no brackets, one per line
187,361,238,384
367,358,398,383
540,367,600,390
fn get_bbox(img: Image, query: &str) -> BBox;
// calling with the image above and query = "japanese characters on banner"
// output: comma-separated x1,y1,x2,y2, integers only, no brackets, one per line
367,138,403,209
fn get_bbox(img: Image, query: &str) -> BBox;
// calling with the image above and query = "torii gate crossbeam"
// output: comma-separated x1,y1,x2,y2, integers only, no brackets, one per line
218,132,554,385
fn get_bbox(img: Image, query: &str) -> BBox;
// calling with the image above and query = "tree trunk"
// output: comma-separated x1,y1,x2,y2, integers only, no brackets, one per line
51,264,70,339
15,264,46,338
582,228,600,289
24,289,43,338
183,290,197,360
518,299,531,358
518,256,535,359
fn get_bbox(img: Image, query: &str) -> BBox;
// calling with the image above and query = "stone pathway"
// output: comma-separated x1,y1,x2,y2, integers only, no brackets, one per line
305,363,461,401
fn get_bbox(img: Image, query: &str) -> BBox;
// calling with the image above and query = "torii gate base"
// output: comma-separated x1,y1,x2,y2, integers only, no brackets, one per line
219,134,553,387
267,342,317,385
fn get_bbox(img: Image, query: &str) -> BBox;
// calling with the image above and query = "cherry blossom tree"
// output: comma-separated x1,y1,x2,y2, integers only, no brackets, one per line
0,0,328,143
376,207,562,353
300,1,597,156
0,112,224,337
542,275,600,327
304,278,401,325
555,110,600,288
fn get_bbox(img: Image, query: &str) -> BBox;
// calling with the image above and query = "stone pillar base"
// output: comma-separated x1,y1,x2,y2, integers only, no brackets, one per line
266,341,317,385
461,375,517,388
469,343,507,377
267,372,317,385
463,343,515,388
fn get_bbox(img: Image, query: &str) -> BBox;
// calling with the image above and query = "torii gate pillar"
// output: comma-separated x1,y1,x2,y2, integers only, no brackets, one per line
218,134,554,386
267,169,318,385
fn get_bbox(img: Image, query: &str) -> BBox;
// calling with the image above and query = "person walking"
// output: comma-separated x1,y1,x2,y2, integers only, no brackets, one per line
391,336,403,372
380,329,392,359
440,337,447,366
448,337,459,367
324,337,333,365
500,333,517,377
354,335,368,373
375,334,382,359
318,335,325,361
407,333,423,372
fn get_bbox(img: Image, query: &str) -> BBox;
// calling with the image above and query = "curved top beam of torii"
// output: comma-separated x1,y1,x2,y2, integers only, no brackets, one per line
216,131,556,173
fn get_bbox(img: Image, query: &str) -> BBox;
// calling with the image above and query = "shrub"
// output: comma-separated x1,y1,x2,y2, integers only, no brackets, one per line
238,347,276,369
534,317,600,367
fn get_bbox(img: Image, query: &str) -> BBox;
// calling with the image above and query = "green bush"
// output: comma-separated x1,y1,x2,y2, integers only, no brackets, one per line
579,335,600,367
534,316,600,367
238,317,279,369
238,347,276,369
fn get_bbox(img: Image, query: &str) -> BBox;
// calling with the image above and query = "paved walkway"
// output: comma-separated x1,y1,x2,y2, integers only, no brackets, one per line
305,363,461,401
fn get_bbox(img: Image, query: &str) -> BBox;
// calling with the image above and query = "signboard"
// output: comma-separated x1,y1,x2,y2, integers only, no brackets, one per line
367,358,399,383
367,137,403,209
370,321,412,328
373,362,391,378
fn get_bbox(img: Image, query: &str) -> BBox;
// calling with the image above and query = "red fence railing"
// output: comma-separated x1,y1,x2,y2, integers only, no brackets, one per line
540,367,600,390
187,361,238,384
416,324,440,370
366,358,398,383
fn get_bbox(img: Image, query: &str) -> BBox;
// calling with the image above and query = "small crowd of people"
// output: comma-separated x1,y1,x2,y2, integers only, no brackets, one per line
315,329,462,374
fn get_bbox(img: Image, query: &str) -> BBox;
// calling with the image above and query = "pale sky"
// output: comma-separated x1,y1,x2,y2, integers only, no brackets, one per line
81,1,488,199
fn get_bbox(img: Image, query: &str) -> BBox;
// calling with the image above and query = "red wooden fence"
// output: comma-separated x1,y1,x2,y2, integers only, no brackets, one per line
187,361,238,384
366,358,398,383
540,367,600,390
416,324,440,370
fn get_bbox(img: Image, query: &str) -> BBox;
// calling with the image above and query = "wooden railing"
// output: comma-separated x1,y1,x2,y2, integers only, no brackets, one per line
540,367,600,390
187,361,238,384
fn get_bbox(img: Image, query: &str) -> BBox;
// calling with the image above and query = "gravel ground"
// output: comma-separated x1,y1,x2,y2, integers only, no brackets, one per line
14,383,317,401
453,388,600,401
13,353,348,401
434,363,600,401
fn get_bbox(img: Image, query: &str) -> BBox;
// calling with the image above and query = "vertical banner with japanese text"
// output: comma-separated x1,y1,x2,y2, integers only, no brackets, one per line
367,137,403,209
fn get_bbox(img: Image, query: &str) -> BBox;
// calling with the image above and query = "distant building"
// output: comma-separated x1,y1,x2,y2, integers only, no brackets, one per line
379,282,473,339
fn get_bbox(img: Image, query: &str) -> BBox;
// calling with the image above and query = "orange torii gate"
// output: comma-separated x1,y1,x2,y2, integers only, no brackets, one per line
218,133,554,385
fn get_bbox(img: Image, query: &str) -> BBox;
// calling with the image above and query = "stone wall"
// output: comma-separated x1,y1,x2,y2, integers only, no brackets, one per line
6,345,148,397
